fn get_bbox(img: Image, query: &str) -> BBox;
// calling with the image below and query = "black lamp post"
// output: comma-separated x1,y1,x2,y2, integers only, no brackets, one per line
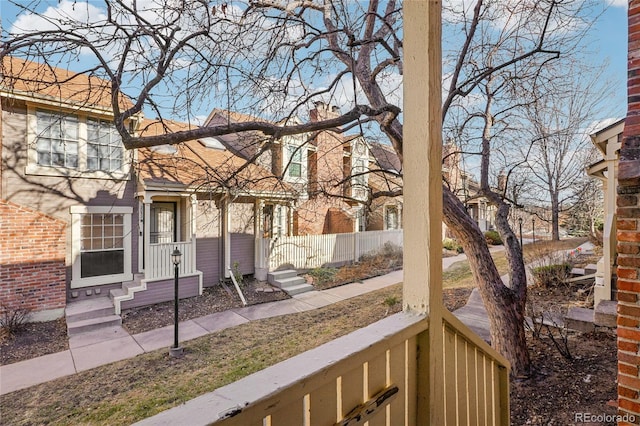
170,247,183,357
518,217,523,248
532,218,536,244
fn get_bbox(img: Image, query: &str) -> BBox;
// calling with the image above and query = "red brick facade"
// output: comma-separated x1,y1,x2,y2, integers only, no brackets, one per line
0,200,66,320
618,2,640,423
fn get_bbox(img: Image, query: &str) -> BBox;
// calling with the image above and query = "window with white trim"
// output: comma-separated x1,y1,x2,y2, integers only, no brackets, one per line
71,206,133,288
29,107,130,178
87,118,124,172
287,145,303,178
385,206,399,230
36,109,79,168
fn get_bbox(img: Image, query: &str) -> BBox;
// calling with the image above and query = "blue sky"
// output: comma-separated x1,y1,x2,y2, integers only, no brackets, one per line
1,0,629,124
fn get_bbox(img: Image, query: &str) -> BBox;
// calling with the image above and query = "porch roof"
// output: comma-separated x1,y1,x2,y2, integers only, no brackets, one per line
137,119,297,199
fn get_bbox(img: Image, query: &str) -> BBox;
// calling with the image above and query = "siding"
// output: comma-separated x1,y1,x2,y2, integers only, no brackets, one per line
120,275,200,310
230,233,254,275
196,237,221,287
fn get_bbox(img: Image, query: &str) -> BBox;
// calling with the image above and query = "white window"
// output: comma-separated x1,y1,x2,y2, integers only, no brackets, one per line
385,206,399,230
353,158,368,186
70,206,133,288
36,110,79,168
87,118,124,172
286,145,303,178
27,107,130,179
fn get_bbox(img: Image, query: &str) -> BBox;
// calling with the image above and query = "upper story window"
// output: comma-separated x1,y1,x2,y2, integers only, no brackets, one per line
28,107,130,179
87,118,123,172
287,145,303,178
36,110,79,168
353,158,368,186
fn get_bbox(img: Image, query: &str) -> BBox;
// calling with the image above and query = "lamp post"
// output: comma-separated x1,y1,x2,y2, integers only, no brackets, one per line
518,217,523,248
170,247,183,357
532,218,536,244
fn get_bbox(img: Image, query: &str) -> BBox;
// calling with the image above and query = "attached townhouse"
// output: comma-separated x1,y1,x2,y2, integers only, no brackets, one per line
1,57,297,319
205,102,404,237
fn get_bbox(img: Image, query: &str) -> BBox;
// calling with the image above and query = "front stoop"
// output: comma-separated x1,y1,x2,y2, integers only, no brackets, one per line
594,300,617,328
268,270,314,296
564,307,596,333
65,297,121,336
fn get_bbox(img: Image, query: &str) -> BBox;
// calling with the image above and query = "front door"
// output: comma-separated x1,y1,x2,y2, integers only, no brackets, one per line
150,202,176,244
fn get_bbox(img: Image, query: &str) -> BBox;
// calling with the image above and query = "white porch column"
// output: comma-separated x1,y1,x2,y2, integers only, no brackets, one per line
404,0,443,423
596,134,622,305
254,200,268,281
142,195,152,275
221,196,231,278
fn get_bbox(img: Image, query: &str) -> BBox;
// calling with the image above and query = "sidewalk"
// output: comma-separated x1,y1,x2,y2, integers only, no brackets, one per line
1,251,477,395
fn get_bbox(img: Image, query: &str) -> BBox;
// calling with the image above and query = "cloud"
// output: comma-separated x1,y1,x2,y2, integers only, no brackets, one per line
10,0,106,35
605,0,628,8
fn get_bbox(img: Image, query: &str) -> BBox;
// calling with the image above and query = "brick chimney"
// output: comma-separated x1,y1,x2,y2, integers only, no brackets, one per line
309,101,341,122
617,1,640,422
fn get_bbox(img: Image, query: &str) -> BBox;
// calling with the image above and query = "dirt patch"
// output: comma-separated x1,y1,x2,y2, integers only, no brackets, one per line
511,331,617,425
0,318,68,365
122,279,289,335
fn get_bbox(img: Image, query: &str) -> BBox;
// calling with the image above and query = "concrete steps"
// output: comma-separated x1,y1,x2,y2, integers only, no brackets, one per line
563,300,617,333
268,270,314,296
65,297,121,336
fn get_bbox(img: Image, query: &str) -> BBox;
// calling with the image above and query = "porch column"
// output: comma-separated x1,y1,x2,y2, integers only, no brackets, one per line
221,196,231,278
404,0,443,423
142,195,152,275
189,195,198,275
254,199,268,281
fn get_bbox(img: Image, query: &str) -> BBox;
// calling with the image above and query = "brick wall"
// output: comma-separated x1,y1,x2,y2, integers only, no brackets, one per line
0,200,66,321
618,2,640,423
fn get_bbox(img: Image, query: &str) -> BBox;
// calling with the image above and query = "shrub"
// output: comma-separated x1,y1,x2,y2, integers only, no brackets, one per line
484,230,503,245
307,267,338,285
530,263,572,288
0,303,31,337
442,238,464,253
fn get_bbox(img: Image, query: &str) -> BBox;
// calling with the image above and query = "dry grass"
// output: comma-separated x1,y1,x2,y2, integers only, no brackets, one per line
1,285,404,425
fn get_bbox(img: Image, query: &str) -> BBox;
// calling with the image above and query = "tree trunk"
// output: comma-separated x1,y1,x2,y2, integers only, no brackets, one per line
443,186,531,377
551,190,560,241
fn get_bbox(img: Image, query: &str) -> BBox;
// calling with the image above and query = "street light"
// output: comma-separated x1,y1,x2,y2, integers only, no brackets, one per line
518,217,523,248
170,247,183,357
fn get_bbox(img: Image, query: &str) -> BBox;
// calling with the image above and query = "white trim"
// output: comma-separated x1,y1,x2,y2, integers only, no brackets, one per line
25,105,132,180
70,206,133,288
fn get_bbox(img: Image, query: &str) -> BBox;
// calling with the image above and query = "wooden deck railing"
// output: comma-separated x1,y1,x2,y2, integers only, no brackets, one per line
134,312,510,426
146,239,197,280
256,229,403,271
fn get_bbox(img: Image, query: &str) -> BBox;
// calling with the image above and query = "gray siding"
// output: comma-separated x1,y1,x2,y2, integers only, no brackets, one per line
120,275,200,310
230,233,254,275
196,237,221,287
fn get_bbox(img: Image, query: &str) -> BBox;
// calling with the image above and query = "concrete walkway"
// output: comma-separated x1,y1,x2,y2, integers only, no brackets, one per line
1,251,480,395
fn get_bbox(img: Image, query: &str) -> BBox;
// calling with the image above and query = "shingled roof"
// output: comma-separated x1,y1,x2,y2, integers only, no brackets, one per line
1,56,133,111
137,119,295,197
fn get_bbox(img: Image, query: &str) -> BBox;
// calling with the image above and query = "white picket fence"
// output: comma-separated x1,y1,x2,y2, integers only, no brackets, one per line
256,229,403,270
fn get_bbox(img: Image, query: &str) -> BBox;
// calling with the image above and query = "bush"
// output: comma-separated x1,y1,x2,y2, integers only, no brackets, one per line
530,263,572,288
484,230,503,245
443,238,464,253
307,267,338,285
0,303,31,336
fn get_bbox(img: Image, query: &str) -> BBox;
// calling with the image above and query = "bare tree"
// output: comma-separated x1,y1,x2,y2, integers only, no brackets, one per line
521,64,614,240
1,0,608,377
